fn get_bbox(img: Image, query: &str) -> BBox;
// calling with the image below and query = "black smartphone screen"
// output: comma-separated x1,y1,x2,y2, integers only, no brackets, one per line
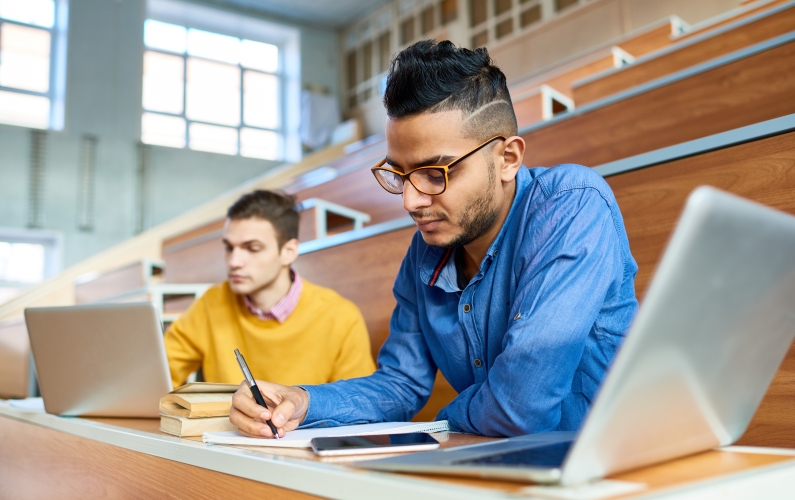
312,432,438,451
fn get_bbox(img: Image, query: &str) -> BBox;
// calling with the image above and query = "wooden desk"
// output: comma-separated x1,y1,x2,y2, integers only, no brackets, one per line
2,403,795,499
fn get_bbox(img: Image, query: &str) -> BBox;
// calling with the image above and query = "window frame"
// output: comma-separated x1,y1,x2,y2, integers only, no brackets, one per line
0,0,68,130
0,227,62,291
143,0,302,162
142,29,286,159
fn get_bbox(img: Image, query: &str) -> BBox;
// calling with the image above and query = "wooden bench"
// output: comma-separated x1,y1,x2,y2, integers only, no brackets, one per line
513,85,575,129
507,16,683,100
573,1,795,104
75,260,163,304
521,33,795,168
598,115,795,448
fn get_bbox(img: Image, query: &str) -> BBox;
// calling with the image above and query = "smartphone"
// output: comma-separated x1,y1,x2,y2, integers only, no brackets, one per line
311,432,441,456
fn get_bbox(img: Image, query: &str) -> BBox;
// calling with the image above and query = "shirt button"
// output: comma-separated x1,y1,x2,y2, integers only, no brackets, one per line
514,312,522,321
463,304,471,313
473,358,482,368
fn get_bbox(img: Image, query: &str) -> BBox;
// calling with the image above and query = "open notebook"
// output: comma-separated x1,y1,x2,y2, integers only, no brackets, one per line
203,420,450,448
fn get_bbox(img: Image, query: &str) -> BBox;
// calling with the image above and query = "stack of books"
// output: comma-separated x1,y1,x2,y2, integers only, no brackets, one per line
159,382,239,437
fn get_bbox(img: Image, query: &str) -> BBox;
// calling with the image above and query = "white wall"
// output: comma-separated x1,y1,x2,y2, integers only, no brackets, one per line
0,0,340,268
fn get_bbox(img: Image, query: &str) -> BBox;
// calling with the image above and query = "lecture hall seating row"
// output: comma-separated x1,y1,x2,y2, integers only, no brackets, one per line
521,31,795,167
573,0,795,104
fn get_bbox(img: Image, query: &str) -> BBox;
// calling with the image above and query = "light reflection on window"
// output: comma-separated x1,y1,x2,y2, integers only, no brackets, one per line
0,89,50,128
188,29,240,65
243,71,279,130
0,0,55,28
189,122,238,155
0,242,45,284
142,51,184,114
240,128,280,160
241,39,278,73
141,112,186,148
185,58,240,126
0,23,51,92
143,20,187,54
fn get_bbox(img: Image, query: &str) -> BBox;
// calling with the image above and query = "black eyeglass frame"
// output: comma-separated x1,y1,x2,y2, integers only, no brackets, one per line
370,135,506,196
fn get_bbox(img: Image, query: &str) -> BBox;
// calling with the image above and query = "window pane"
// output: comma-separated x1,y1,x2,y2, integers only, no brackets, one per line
144,20,187,54
0,23,50,92
243,71,279,130
186,58,240,126
187,29,239,64
0,242,45,283
0,89,49,128
142,51,184,114
0,0,55,28
141,112,186,148
241,39,278,73
189,122,238,155
240,128,281,160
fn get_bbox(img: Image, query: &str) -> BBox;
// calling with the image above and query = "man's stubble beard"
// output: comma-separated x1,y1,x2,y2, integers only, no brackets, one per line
431,157,500,249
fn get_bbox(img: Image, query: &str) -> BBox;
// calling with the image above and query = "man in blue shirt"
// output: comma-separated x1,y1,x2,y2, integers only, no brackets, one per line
230,40,638,437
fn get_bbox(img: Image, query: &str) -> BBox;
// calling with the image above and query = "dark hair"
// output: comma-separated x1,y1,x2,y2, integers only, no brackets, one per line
383,40,517,139
227,190,299,247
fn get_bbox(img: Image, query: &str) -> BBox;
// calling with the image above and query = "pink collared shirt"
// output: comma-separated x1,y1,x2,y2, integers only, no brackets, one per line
243,271,303,324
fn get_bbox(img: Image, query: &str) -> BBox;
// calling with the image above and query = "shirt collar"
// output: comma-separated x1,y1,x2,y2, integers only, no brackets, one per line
419,166,531,291
244,270,303,324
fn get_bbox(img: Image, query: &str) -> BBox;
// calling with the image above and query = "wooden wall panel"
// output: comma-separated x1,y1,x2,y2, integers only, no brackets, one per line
294,167,405,227
0,416,319,500
525,40,795,168
163,219,226,284
606,130,795,448
292,227,415,360
574,4,795,104
513,91,544,129
74,262,148,304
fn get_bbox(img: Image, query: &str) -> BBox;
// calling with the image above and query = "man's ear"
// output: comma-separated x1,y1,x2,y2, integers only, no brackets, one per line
279,238,300,267
499,136,525,183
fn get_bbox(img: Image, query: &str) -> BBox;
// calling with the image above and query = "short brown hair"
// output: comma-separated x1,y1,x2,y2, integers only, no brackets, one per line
226,190,299,247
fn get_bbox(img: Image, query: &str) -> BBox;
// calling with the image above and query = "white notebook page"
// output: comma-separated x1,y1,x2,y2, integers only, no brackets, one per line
203,420,450,448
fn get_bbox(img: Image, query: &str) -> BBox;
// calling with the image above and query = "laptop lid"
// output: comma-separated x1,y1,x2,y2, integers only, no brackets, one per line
24,302,173,417
560,186,795,484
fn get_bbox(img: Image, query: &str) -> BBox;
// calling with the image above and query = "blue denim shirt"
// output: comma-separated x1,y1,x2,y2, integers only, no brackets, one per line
301,164,638,436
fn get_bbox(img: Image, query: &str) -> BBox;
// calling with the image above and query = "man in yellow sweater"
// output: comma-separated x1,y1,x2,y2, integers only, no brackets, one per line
164,190,376,388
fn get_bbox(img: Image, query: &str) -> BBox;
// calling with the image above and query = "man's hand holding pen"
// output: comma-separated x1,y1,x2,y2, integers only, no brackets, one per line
230,381,309,438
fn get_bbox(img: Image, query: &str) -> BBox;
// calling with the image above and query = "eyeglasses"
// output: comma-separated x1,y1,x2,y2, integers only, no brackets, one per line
371,135,506,196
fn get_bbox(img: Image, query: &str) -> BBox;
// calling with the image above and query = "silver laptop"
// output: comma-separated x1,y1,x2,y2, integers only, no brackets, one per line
358,186,795,485
25,302,173,417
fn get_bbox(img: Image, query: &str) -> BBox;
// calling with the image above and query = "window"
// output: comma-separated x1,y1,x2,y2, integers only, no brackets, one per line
0,0,65,130
378,31,391,74
520,4,542,27
556,0,579,12
472,30,488,48
494,0,512,16
0,229,61,306
440,0,458,25
141,20,284,160
496,18,513,39
421,7,435,35
470,0,488,27
400,17,415,45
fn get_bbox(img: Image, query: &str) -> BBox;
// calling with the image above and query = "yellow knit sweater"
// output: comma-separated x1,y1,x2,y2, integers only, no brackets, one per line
164,280,376,388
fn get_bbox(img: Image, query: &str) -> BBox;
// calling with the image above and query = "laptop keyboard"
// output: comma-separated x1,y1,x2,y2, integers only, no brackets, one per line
452,441,572,468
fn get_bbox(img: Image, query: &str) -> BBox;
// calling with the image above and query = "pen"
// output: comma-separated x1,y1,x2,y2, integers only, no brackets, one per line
234,348,280,440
